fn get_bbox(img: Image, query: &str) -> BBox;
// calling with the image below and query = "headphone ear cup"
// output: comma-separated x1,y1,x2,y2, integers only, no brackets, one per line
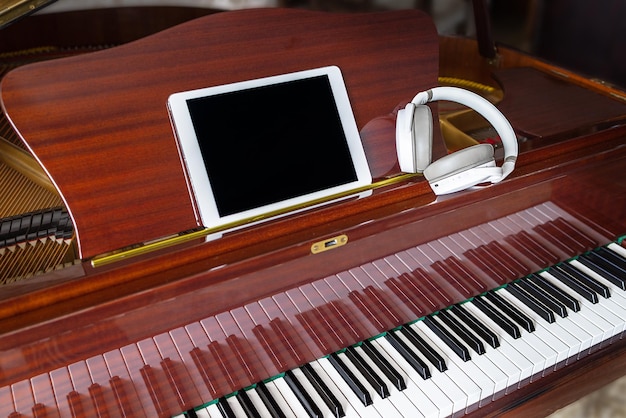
423,143,495,183
395,103,433,173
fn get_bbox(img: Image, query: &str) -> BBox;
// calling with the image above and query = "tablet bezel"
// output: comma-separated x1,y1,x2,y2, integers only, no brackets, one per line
167,66,372,231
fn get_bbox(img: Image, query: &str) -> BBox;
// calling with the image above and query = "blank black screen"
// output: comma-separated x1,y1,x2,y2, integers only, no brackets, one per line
186,75,358,217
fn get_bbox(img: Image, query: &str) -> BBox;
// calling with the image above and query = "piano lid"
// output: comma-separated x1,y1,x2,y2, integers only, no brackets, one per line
0,0,57,29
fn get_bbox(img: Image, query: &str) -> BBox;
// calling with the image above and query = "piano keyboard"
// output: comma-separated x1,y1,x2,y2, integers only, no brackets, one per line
1,202,624,418
176,242,626,418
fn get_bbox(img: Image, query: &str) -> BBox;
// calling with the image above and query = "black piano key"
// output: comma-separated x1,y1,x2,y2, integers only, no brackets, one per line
345,346,389,399
360,339,406,391
237,389,262,418
399,325,447,372
423,316,471,361
328,353,372,406
284,370,324,418
596,246,626,273
485,291,535,333
449,304,500,349
184,408,199,418
256,381,287,418
217,397,237,418
472,297,521,339
507,283,555,323
529,273,581,312
385,331,431,379
579,251,626,290
559,263,611,298
300,363,345,418
548,266,599,303
437,309,486,354
517,279,568,318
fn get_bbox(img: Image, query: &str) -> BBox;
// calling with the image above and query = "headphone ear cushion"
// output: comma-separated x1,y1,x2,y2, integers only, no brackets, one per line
423,143,495,182
395,104,433,173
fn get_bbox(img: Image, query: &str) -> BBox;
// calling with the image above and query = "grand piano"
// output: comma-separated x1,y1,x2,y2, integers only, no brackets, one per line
1,3,626,418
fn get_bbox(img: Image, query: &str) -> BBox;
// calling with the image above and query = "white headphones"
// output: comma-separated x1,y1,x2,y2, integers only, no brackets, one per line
396,86,518,195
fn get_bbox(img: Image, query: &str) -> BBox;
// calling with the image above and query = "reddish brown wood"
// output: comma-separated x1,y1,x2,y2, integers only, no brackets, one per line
0,8,441,259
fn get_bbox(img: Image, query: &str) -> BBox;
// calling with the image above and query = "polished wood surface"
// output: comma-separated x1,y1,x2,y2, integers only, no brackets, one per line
0,8,441,260
1,7,626,418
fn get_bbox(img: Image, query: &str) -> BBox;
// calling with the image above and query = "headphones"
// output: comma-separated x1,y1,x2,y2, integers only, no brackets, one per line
396,86,518,195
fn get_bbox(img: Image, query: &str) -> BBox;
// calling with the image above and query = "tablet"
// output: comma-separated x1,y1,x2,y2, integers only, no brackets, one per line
167,66,372,231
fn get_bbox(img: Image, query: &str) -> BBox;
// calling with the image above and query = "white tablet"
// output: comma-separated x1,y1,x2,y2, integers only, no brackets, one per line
167,66,372,231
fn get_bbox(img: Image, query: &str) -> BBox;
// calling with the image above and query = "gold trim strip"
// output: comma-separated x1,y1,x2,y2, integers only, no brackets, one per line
90,173,419,268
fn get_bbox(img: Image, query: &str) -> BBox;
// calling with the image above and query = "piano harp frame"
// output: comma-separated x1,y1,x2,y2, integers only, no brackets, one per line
1,7,626,418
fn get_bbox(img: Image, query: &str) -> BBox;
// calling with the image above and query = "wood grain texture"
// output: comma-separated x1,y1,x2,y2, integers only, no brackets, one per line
0,8,441,259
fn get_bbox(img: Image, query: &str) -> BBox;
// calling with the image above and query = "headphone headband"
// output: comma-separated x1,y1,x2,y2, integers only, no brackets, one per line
411,86,518,183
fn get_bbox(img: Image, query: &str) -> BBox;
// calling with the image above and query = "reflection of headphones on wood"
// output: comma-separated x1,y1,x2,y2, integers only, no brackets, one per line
396,86,518,195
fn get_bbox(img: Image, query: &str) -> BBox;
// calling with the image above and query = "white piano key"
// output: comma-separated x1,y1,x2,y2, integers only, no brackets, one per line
446,308,523,393
372,337,455,418
225,395,248,418
317,357,383,418
607,243,626,258
478,294,562,377
290,367,337,418
352,344,428,418
498,288,576,365
273,376,315,418
246,386,278,418
423,313,509,402
541,272,618,343
264,380,299,418
363,340,440,418
203,402,226,418
335,351,403,418
412,321,490,409
463,302,544,380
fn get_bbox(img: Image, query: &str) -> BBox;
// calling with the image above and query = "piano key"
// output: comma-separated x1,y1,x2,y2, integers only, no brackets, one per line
199,402,224,418
547,266,598,303
399,325,447,372
348,346,428,418
336,349,409,418
528,273,580,312
472,297,521,339
263,380,299,418
607,242,626,258
367,339,442,418
300,363,345,418
423,315,472,361
515,279,568,318
384,331,431,379
497,289,577,367
449,304,499,349
327,352,372,407
216,396,238,418
480,293,561,375
360,339,406,391
289,367,340,418
578,251,626,290
483,292,535,333
283,369,324,418
414,320,502,408
557,263,611,298
246,386,281,418
437,309,486,355
273,376,326,418
463,302,545,380
255,381,287,418
235,389,261,418
345,346,389,399
540,272,621,345
506,283,556,323
314,359,384,418
445,308,522,394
